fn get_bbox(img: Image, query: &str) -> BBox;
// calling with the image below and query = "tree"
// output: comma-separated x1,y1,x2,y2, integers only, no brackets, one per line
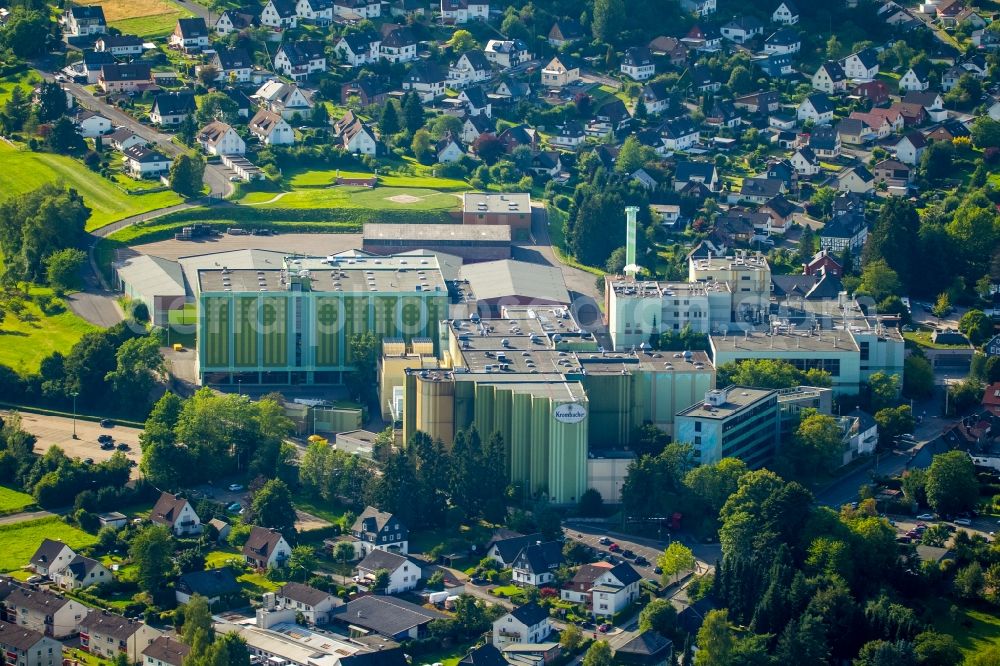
449,29,477,52
43,248,86,292
560,625,584,651
195,92,238,125
684,458,748,520
862,199,920,289
716,359,804,389
578,488,603,516
473,134,503,164
855,640,916,666
411,128,433,164
959,309,991,345
859,260,902,302
178,114,197,147
695,610,734,666
634,96,647,120
903,356,934,399
197,65,219,87
182,595,215,654
639,598,677,637
46,116,85,154
37,81,68,122
105,335,165,411
129,525,174,598
921,141,954,184
727,66,753,94
169,154,205,197
380,100,401,136
0,10,50,57
372,568,390,593
971,117,1000,149
955,562,984,600
913,631,962,666
657,542,695,585
932,291,952,318
344,331,378,405
582,641,612,666
591,0,624,41
334,541,356,563
249,478,296,535
867,372,900,412
875,405,915,450
288,545,317,580
310,102,329,127
2,86,30,132
615,135,651,173
403,92,424,134
632,423,671,457
789,412,843,478
0,184,89,282
925,451,978,515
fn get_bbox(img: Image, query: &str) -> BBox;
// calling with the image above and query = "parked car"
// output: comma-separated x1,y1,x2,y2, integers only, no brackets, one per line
116,443,130,451
100,442,114,450
635,556,649,566
227,502,242,513
916,513,934,521
653,566,663,575
955,518,972,526
97,434,113,444
896,535,912,543
228,483,244,492
83,458,94,465
99,419,114,428
598,624,611,633
598,537,611,545
608,543,621,552
621,549,636,559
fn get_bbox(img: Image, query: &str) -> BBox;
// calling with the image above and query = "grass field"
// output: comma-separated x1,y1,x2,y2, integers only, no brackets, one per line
239,185,462,211
0,143,183,231
0,288,96,373
933,600,1000,657
0,70,42,107
0,516,97,573
87,0,194,38
284,167,469,191
0,486,36,516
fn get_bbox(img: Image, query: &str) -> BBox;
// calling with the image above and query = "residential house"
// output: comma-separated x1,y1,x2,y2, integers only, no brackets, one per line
542,55,580,88
621,47,655,81
760,194,797,234
899,63,932,92
331,596,446,640
149,91,197,126
673,161,719,192
484,532,543,568
661,117,700,152
150,491,202,535
123,145,172,179
492,604,551,648
532,151,562,178
772,0,799,24
254,80,313,120
841,48,878,81
850,108,902,138
791,146,820,176
942,66,965,92
652,204,682,228
498,124,538,152
0,621,60,666
641,81,675,115
79,613,160,663
380,25,418,63
461,114,494,143
838,165,875,194
64,6,106,37
98,63,152,94
207,518,231,542
956,7,987,28
690,65,720,92
275,582,341,624
764,27,800,54
459,86,491,117
448,50,491,88
94,34,144,57
812,61,847,94
705,100,741,129
29,540,76,578
550,123,585,149
737,177,785,204
403,63,446,101
71,109,111,138
686,0,716,17
614,631,674,666
275,40,326,81
681,24,722,51
820,210,868,252
142,637,190,666
560,562,641,616
874,158,911,188
460,644,508,666
836,118,874,145
902,91,945,121
721,16,763,43
853,80,890,105
436,133,464,162
647,36,688,66
440,0,488,23
334,0,381,20
733,90,780,114
169,17,209,51
208,48,253,83
80,50,116,84
803,249,843,277
260,0,298,29
754,52,794,78
809,126,841,158
985,336,1000,357
5,587,88,639
296,0,333,24
494,80,530,100
512,542,563,586
797,93,834,124
548,19,583,47
175,568,241,606
214,8,257,35
926,118,970,142
350,507,409,557
715,211,758,244
484,39,530,68
52,556,111,591
106,128,145,152
197,121,245,155
243,527,292,569
894,101,926,127
355,550,422,594
334,31,380,66
244,110,296,146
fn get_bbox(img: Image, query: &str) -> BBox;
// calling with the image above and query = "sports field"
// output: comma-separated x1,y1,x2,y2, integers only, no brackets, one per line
0,143,182,231
238,185,462,211
86,0,194,39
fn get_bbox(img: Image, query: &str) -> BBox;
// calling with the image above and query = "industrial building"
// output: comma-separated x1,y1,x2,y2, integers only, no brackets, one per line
198,252,448,385
458,260,572,317
462,192,532,235
675,386,780,468
361,223,512,262
113,254,187,326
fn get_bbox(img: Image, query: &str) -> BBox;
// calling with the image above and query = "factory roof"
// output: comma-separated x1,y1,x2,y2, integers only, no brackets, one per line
462,192,531,214
198,252,447,295
115,254,186,298
710,329,859,353
218,622,362,666
607,277,729,298
676,386,776,420
460,260,570,305
363,223,511,243
689,251,769,272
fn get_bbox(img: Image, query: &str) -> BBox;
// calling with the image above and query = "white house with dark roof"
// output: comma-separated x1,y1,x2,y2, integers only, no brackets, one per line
94,33,144,57
64,6,106,37
512,542,564,586
720,16,763,43
142,636,190,666
123,146,172,179
895,132,927,165
335,32,380,66
254,80,313,120
350,506,409,557
764,27,800,54
356,550,422,595
5,586,89,639
772,0,798,24
295,0,333,23
275,40,326,80
244,527,291,569
542,55,580,88
899,64,932,92
261,0,298,28
797,93,834,125
29,540,75,578
621,47,655,81
560,562,641,616
249,109,295,145
53,556,111,591
492,603,551,648
812,61,847,94
214,8,256,35
380,25,418,63
150,491,201,536
198,121,245,156
838,165,875,194
484,39,530,69
791,146,820,176
209,48,253,83
440,0,489,23
841,48,878,81
169,17,209,52
448,50,492,88
276,582,341,624
149,91,196,126
79,612,160,663
0,620,61,666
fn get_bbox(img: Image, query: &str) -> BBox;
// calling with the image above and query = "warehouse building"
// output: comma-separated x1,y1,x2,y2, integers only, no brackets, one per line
361,223,511,262
462,192,532,236
459,260,571,317
198,252,448,385
113,254,187,326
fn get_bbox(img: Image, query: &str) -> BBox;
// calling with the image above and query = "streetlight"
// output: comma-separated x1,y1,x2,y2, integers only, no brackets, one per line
70,391,79,440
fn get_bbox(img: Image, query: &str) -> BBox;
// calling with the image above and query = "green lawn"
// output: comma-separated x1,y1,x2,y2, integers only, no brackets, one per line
0,516,97,572
238,185,461,211
0,70,42,106
0,287,97,373
88,0,194,39
0,143,183,231
933,600,1000,656
0,486,36,516
903,329,970,350
292,493,352,526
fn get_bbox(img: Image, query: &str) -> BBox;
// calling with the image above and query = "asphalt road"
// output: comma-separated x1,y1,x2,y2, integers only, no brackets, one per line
3,410,144,477
562,522,719,578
